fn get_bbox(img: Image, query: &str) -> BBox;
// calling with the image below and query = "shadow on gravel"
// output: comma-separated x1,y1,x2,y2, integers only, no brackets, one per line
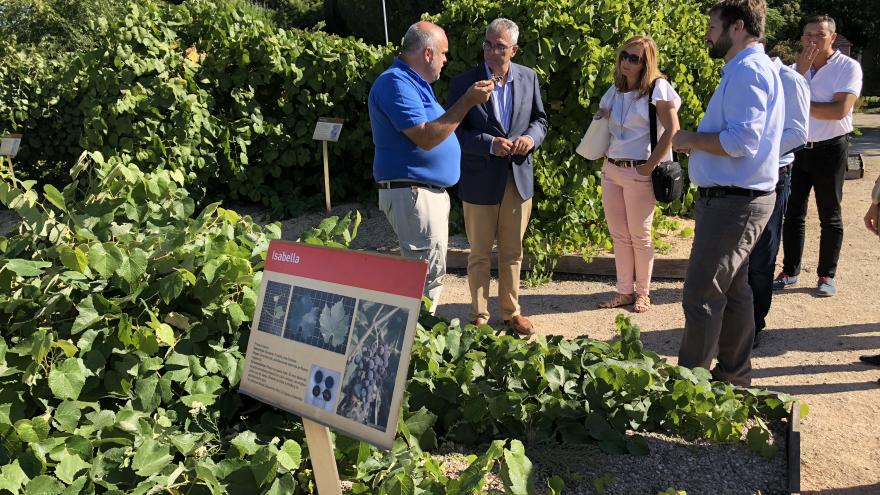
764,380,880,395
619,323,880,360
804,483,880,495
749,323,880,357
750,363,877,378
851,125,880,158
437,287,686,318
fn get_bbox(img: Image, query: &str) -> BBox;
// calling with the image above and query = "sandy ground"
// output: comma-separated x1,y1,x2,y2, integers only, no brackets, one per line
431,114,880,494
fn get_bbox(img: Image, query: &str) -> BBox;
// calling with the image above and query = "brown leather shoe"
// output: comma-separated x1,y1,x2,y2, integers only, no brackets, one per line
471,316,489,326
505,315,535,336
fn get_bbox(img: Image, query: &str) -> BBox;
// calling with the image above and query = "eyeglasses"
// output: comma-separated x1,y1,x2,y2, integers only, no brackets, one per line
483,41,514,54
619,50,643,64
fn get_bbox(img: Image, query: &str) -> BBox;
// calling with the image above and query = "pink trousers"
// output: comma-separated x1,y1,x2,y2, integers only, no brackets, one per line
601,160,656,296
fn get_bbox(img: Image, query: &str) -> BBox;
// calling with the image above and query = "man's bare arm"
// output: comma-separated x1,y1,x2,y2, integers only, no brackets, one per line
403,81,493,150
672,130,728,156
810,92,857,121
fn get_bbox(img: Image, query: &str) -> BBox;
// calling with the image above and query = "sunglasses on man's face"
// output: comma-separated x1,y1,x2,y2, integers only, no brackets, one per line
619,50,643,64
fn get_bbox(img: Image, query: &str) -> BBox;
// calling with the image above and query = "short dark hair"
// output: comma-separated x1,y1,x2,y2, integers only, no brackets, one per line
709,0,766,39
803,14,836,34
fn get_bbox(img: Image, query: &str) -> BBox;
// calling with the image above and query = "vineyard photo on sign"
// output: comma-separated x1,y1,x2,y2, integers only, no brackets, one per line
239,241,428,450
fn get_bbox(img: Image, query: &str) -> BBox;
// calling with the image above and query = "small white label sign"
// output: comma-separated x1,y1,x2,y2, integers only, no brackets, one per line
312,118,344,142
0,134,22,157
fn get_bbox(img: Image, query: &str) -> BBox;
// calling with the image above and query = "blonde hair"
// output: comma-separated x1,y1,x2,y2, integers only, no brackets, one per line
614,36,664,98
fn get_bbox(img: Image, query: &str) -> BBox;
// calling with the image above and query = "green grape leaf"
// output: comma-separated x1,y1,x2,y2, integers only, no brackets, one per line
88,243,126,279
48,358,90,401
55,454,91,485
132,438,173,477
24,475,63,495
319,300,350,347
3,259,52,277
276,440,302,471
0,460,29,493
500,439,534,495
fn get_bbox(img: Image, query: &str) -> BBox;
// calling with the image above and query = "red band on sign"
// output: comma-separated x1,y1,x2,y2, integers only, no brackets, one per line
264,241,428,299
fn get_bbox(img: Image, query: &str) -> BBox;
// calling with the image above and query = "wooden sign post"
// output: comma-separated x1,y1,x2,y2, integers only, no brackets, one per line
312,118,344,212
302,419,342,495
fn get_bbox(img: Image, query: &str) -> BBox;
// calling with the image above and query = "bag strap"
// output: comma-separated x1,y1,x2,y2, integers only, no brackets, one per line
648,78,678,162
648,78,658,152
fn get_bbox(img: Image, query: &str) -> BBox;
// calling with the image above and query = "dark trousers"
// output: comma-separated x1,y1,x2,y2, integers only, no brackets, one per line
679,192,775,387
781,138,848,278
748,166,792,333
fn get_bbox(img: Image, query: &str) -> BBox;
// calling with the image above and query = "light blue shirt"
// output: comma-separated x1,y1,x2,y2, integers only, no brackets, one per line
774,58,809,167
485,64,514,155
485,63,514,132
689,44,784,192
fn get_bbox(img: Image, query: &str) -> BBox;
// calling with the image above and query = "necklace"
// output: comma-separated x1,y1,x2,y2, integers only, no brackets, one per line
616,91,636,139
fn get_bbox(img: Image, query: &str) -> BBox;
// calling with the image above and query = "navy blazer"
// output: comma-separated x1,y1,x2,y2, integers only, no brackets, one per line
447,63,548,205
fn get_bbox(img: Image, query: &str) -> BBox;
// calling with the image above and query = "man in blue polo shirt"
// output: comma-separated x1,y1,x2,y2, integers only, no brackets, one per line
672,0,783,386
369,21,493,313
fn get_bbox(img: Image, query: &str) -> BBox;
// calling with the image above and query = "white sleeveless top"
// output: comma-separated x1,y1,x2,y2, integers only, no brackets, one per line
599,78,681,161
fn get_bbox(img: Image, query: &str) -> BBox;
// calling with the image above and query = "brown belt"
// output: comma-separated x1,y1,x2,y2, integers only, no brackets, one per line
377,181,445,192
608,158,647,168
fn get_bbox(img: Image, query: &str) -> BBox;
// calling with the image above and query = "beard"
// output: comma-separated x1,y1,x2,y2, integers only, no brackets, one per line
708,31,733,59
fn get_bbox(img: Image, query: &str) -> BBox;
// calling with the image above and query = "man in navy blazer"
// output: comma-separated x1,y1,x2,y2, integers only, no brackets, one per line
447,18,547,335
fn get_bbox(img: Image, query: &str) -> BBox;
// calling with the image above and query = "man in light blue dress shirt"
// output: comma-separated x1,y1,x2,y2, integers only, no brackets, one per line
672,0,783,386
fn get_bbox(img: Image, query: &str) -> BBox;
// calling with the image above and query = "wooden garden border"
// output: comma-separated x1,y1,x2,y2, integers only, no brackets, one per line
788,400,802,495
445,247,689,279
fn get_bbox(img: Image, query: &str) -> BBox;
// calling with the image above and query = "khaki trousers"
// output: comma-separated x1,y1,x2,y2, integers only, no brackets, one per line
463,172,532,321
378,186,449,313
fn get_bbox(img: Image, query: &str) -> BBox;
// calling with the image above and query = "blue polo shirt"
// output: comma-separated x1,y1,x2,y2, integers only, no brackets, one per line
369,58,460,187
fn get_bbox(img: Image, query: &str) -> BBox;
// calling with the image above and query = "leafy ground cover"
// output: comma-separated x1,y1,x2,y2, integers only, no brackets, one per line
0,153,801,493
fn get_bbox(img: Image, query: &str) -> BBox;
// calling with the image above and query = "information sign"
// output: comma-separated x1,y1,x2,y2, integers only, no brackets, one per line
240,241,428,450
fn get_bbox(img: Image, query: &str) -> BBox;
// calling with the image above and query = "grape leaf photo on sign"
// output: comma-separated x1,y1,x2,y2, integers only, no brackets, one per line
283,287,355,354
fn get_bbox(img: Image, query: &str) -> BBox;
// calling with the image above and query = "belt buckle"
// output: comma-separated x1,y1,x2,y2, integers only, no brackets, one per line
804,142,814,150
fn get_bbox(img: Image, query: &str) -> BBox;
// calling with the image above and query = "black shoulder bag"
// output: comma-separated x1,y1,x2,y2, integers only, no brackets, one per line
648,80,684,203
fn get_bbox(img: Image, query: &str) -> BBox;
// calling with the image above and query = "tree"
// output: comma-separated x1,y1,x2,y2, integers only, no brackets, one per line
0,0,128,51
798,0,879,48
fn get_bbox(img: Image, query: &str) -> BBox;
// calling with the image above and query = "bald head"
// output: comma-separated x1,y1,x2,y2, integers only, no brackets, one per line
400,21,449,83
402,21,445,55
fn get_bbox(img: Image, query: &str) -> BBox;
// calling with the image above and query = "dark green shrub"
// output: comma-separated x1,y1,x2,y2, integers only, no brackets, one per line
327,0,444,44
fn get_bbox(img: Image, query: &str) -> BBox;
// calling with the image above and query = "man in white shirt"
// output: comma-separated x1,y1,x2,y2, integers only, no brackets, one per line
775,14,863,297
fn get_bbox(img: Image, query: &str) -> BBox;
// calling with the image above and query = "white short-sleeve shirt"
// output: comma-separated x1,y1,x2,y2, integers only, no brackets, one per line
599,78,681,162
792,50,862,142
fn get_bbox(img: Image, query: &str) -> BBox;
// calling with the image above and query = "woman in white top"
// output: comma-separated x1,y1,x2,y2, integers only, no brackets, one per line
596,35,680,313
